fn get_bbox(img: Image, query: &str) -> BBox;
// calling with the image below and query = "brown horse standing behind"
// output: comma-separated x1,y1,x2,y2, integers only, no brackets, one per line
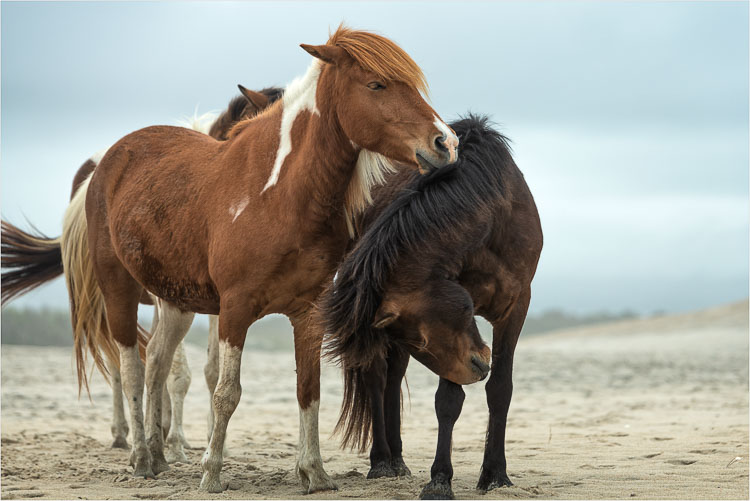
73,26,460,492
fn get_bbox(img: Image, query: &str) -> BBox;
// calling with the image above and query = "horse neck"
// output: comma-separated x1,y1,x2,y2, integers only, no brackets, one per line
275,66,359,221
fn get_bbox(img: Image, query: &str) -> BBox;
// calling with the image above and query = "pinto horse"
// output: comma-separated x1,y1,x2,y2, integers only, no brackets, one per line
71,26,460,492
322,114,543,499
0,85,281,460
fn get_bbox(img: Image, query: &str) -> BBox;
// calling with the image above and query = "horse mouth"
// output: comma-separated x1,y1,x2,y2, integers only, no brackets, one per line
416,153,438,174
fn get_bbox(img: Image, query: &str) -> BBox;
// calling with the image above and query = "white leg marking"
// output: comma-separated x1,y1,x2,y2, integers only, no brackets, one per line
204,315,229,456
144,299,194,474
165,341,192,463
296,400,337,493
262,59,322,193
117,341,153,477
201,340,243,493
108,358,129,449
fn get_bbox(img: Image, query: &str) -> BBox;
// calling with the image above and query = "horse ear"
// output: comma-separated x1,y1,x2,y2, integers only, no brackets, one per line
372,308,399,329
237,85,269,110
300,43,348,65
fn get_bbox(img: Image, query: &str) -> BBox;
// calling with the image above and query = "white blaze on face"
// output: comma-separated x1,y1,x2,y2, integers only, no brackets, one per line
433,115,459,163
262,59,323,193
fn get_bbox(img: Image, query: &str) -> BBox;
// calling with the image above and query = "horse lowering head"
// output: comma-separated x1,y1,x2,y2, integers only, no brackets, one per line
301,25,458,173
374,277,491,384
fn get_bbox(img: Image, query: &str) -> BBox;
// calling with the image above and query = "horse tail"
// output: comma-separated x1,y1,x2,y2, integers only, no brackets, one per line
333,366,374,453
62,174,149,396
1,221,64,305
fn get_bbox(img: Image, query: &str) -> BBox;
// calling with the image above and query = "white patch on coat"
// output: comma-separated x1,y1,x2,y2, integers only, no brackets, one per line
262,59,322,193
343,149,396,237
229,197,250,223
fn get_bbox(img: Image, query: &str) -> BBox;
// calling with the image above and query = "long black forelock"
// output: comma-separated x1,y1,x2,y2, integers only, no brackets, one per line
321,113,513,370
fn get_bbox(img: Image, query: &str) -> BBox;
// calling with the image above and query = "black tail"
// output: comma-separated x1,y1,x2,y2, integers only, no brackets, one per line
1,220,63,305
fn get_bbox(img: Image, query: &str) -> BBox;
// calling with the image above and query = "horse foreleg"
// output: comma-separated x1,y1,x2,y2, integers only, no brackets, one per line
200,304,253,493
144,300,194,476
291,312,337,493
420,378,465,500
108,357,130,449
165,341,192,463
476,290,530,492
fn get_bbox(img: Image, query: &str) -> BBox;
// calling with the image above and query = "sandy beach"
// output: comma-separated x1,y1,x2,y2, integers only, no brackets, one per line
1,301,748,500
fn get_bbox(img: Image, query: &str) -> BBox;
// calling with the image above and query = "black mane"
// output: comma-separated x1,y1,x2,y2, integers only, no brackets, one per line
227,87,284,121
321,114,514,370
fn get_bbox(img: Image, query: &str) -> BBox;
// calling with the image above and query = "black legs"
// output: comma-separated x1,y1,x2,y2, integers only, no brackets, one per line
476,350,514,490
420,378,465,499
366,345,410,479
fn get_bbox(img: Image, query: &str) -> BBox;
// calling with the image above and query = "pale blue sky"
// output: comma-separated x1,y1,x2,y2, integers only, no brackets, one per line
1,1,748,315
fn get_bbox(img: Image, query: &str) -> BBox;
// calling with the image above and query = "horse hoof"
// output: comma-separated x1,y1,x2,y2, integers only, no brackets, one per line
166,448,189,464
296,464,338,493
367,461,396,479
306,477,338,494
390,456,411,477
152,457,170,475
476,470,513,491
420,476,454,500
132,463,156,480
199,473,225,493
111,437,129,449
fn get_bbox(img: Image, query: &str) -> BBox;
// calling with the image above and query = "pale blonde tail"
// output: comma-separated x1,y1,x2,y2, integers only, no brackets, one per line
61,174,148,395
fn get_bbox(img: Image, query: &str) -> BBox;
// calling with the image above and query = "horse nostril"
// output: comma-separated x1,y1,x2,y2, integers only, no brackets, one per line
471,355,490,379
435,135,448,152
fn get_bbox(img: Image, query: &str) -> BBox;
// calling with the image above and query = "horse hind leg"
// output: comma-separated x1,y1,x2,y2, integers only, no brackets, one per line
143,299,195,475
165,341,192,463
476,290,530,492
108,357,130,449
383,345,411,477
203,314,229,457
150,302,173,443
98,270,153,478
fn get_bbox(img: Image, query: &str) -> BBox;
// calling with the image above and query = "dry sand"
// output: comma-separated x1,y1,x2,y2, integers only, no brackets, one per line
1,301,748,499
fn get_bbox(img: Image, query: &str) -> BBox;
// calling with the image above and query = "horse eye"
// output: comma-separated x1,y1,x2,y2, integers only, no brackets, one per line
367,81,386,91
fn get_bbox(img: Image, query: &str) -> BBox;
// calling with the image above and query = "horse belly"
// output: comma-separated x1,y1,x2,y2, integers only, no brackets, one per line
111,205,220,314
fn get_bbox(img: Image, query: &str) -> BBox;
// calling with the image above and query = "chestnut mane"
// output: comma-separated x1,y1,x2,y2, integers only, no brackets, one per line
328,24,428,95
320,114,514,450
226,25,428,141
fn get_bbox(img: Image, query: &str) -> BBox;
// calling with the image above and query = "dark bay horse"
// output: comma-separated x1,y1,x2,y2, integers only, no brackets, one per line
1,86,282,460
71,26,462,492
322,114,543,499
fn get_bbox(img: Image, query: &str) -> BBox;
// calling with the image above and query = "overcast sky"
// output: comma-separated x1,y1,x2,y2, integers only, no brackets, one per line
1,1,748,316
